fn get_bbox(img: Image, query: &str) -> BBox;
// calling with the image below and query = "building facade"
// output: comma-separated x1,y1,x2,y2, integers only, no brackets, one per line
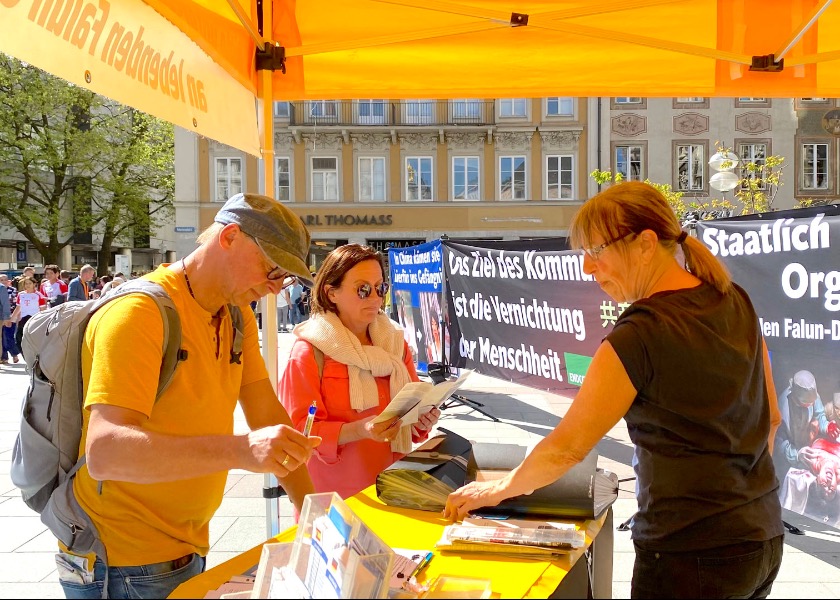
6,96,837,274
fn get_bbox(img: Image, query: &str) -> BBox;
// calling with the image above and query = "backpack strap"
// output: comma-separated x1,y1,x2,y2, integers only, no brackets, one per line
97,279,184,401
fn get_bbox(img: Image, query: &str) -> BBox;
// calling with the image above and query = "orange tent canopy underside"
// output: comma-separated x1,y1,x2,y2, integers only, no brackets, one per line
155,0,840,99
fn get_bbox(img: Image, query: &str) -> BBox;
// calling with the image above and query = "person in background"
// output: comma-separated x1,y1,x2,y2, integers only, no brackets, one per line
15,277,43,359
0,274,19,364
0,273,11,364
279,244,440,499
59,269,73,288
445,181,783,599
40,264,68,307
775,370,836,474
68,264,96,301
288,276,304,327
57,193,320,599
100,276,126,296
15,266,36,292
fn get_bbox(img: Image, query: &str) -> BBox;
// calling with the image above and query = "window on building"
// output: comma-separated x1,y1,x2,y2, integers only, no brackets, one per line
802,143,829,190
450,99,482,121
215,157,242,202
546,155,573,200
406,157,433,200
615,145,643,181
676,144,704,191
499,98,527,117
738,143,767,190
673,97,709,109
276,157,291,201
452,156,480,200
615,97,642,104
404,100,435,124
308,100,339,119
546,97,574,116
359,157,386,201
311,157,338,201
735,97,771,108
499,156,526,200
274,101,290,118
356,100,386,124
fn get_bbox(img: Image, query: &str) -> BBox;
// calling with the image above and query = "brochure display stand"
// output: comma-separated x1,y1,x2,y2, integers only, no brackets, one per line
250,492,395,599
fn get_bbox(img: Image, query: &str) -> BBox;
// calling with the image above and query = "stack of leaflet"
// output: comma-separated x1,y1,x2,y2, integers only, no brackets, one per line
437,517,585,560
375,428,472,512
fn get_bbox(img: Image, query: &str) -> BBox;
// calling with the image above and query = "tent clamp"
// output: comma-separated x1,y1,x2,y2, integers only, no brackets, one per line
256,44,286,74
749,54,784,73
510,12,529,26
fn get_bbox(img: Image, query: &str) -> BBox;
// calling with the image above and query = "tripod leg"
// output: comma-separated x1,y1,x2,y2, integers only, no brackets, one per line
441,394,499,422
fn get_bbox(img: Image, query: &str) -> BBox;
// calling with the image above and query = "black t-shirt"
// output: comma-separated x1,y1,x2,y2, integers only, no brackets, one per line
607,282,783,551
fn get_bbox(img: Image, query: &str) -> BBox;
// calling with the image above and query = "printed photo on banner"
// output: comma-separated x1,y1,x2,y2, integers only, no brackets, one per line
394,289,419,363
698,205,840,530
388,240,444,375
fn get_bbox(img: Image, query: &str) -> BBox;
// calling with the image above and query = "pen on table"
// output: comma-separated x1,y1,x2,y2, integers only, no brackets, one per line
408,551,434,581
302,400,317,437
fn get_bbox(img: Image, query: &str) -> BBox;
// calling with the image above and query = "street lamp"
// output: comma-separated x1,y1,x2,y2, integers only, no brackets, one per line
708,150,741,194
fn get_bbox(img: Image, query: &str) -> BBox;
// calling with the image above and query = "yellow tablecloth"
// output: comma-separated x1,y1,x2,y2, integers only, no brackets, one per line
169,486,608,599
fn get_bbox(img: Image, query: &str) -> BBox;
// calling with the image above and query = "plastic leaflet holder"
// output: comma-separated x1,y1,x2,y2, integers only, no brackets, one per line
252,492,394,599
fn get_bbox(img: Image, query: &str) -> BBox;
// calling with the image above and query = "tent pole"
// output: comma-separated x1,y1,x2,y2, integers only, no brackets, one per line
256,0,282,539
774,0,833,61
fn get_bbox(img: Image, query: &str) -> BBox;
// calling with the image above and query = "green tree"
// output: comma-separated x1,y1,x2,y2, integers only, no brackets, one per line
92,105,174,274
0,54,104,265
0,54,174,272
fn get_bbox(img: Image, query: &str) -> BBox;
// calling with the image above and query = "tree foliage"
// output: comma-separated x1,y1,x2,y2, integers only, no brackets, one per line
591,141,795,225
0,54,174,271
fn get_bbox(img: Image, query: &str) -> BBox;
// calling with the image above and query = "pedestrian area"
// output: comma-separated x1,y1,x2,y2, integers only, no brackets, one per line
0,333,838,598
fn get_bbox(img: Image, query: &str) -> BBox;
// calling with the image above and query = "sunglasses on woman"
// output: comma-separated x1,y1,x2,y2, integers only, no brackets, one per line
355,282,390,299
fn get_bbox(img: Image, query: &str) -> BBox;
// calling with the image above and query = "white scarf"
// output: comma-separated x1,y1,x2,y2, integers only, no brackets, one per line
294,311,413,453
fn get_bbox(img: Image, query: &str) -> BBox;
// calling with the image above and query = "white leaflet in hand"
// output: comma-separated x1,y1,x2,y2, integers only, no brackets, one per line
372,370,473,425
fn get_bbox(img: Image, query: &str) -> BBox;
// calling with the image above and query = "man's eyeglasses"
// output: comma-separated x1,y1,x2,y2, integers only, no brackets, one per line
244,233,289,281
582,232,635,261
355,282,390,300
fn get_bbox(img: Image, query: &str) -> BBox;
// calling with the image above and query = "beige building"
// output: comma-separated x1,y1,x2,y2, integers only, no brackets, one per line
172,96,840,271
4,96,822,273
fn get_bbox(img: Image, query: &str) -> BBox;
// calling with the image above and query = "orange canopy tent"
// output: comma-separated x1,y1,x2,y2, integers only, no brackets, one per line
3,0,840,157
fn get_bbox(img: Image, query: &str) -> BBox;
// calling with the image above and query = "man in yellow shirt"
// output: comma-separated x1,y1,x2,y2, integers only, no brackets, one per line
59,193,320,599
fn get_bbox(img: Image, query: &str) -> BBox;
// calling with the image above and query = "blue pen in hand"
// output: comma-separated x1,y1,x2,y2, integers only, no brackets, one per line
302,401,317,437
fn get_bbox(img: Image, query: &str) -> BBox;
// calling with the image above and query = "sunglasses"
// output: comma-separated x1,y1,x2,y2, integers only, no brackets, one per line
355,282,390,299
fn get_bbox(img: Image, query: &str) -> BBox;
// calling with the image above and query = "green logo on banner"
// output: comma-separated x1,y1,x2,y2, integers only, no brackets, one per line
564,352,593,387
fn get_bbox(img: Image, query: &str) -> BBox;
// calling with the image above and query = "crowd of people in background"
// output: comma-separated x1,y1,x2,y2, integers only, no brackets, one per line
0,264,134,365
1,261,317,367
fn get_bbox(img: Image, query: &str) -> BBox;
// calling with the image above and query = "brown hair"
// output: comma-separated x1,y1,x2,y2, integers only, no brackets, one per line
44,264,60,276
569,181,732,294
310,244,386,315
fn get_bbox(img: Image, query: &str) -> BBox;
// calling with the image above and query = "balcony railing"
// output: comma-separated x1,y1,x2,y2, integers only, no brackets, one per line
286,100,496,127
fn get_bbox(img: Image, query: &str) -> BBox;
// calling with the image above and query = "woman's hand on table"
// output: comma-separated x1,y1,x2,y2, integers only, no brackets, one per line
444,478,508,522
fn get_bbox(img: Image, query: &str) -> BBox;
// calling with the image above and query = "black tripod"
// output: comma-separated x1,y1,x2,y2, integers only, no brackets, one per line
427,362,499,422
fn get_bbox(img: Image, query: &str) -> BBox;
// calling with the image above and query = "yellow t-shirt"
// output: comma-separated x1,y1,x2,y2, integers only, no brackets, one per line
74,265,267,566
